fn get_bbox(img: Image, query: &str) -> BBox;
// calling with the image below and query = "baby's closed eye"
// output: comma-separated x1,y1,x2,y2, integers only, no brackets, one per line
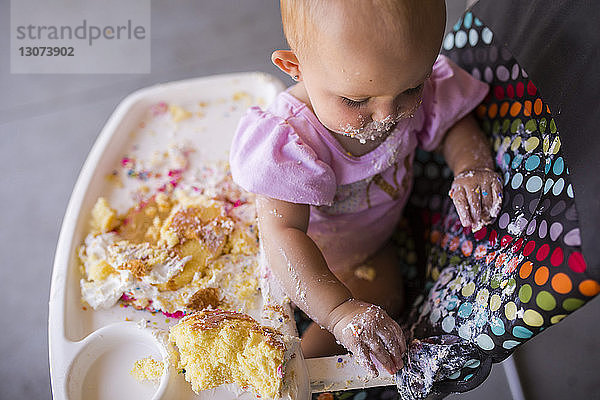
340,82,423,110
341,97,369,109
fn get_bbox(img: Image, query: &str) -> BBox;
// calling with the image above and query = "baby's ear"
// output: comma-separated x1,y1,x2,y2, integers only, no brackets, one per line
271,50,301,81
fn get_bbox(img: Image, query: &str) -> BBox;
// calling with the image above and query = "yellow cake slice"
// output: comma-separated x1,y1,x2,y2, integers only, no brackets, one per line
169,309,286,398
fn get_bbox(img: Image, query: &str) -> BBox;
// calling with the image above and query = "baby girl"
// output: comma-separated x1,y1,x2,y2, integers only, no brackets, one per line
230,0,502,376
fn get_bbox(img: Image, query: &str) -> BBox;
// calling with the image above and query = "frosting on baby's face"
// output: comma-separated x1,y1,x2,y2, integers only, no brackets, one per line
294,0,446,143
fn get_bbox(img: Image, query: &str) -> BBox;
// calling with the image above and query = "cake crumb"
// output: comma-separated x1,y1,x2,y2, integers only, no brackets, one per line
186,287,221,311
233,91,250,101
168,104,192,122
88,260,116,282
118,259,151,278
91,197,119,233
354,265,376,281
130,357,164,382
105,171,123,187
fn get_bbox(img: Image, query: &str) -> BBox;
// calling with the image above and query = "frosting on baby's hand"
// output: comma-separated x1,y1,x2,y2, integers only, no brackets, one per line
449,168,503,232
330,299,406,376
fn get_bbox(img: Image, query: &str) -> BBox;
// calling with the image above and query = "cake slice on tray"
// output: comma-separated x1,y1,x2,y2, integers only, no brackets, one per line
169,309,299,399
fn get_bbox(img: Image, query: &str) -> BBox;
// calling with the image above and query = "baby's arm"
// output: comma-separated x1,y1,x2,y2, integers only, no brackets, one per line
256,195,405,375
442,113,503,231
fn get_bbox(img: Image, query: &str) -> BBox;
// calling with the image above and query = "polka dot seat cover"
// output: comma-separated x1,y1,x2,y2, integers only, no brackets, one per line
399,10,600,396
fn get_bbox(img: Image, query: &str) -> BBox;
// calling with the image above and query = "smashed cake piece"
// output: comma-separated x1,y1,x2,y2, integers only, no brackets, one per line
169,309,287,399
79,177,261,315
117,194,173,245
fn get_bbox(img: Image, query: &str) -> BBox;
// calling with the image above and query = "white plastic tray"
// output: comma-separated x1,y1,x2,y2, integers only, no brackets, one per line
49,72,395,400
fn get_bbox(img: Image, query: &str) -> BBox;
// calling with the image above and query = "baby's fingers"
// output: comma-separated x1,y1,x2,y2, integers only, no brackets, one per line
368,335,397,375
355,343,379,377
465,185,482,228
378,322,405,370
450,186,472,227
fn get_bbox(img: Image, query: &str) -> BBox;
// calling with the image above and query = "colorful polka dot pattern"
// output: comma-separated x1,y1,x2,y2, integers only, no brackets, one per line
305,12,599,400
404,11,599,391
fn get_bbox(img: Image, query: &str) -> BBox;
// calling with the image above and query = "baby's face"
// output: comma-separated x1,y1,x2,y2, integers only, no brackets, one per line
297,1,445,141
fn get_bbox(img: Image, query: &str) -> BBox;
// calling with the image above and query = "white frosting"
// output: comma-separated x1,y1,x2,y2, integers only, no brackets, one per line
79,232,191,311
141,255,191,285
80,271,134,309
229,203,257,224
79,233,133,309
80,232,117,272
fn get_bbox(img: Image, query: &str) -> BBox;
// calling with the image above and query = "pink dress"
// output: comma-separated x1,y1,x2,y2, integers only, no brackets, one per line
230,55,489,270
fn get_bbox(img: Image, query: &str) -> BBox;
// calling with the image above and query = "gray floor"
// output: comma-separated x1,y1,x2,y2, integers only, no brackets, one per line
1,1,598,399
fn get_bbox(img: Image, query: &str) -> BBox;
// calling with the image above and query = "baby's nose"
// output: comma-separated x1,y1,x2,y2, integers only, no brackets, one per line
371,102,398,122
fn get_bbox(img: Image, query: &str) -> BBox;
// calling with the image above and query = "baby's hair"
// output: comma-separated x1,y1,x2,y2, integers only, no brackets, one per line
280,0,419,57
280,0,318,55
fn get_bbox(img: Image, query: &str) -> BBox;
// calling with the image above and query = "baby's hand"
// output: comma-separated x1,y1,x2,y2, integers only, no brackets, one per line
329,299,405,376
449,167,503,232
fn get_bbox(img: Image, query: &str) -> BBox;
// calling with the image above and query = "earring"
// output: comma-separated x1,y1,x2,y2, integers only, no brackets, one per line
292,75,299,81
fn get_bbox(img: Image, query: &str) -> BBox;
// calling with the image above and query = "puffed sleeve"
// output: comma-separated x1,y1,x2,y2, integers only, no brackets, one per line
230,107,337,206
417,55,489,151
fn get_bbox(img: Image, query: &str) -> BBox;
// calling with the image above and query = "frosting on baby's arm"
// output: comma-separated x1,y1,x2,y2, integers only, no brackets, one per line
256,195,353,328
256,196,405,375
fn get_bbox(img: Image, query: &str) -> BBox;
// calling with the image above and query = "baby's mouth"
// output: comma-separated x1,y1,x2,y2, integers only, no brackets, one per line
338,115,399,144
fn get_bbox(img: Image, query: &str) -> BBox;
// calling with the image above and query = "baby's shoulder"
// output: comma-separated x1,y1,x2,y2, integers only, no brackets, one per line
236,91,327,150
230,92,337,206
254,90,309,121
238,92,306,132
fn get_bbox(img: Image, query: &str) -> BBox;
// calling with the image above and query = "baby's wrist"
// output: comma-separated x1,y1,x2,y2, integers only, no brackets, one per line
325,297,360,332
453,167,498,180
454,159,494,174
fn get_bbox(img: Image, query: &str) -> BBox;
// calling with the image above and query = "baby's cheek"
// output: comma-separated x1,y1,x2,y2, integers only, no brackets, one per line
317,108,357,132
332,110,367,133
